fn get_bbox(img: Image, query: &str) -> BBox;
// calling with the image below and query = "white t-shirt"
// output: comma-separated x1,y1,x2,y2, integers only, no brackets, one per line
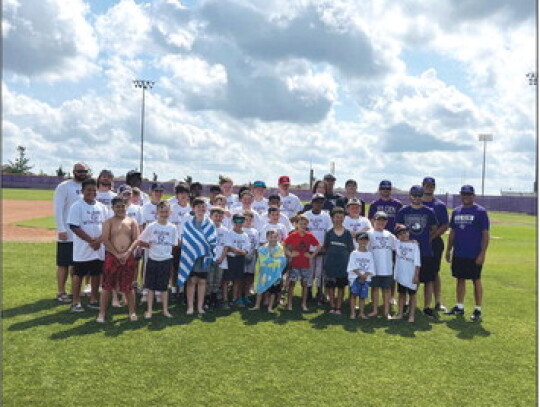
367,229,397,276
126,204,143,226
138,221,179,261
347,251,376,284
344,216,371,235
394,241,421,290
225,194,239,210
264,213,293,233
252,198,269,215
67,199,109,262
96,190,116,209
304,210,333,247
225,229,250,257
280,193,303,218
169,203,192,234
232,206,264,231
243,227,260,255
54,179,83,241
214,224,229,268
141,202,158,226
259,222,288,243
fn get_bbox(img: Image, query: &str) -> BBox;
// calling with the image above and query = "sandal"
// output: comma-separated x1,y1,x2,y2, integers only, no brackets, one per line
56,293,71,303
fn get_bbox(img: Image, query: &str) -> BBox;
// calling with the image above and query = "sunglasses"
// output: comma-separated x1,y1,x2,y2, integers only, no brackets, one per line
379,187,391,191
411,193,423,198
461,192,474,196
233,219,245,224
74,170,88,174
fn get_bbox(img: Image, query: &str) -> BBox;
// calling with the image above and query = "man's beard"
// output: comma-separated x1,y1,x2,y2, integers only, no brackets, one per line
74,173,87,182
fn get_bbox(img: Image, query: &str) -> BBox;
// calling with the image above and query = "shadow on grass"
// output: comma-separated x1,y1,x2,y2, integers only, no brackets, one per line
2,299,69,319
444,316,492,339
238,306,309,326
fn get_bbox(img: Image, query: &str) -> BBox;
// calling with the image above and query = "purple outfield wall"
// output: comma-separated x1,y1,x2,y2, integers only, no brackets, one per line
1,174,537,215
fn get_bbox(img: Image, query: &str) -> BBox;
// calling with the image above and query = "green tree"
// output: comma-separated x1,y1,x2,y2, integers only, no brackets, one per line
8,146,33,174
56,166,66,178
184,175,193,186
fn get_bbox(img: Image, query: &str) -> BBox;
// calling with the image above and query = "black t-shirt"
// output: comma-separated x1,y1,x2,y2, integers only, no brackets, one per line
323,228,354,277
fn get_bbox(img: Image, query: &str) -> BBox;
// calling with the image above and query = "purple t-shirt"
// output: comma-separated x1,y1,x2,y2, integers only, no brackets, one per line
368,198,403,231
423,198,449,226
396,206,438,257
450,204,490,259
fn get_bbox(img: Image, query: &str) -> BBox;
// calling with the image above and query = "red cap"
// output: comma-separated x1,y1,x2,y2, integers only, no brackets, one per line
278,175,290,185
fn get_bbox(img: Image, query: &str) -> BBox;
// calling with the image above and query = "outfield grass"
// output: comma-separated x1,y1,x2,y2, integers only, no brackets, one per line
2,188,55,200
15,216,56,230
2,210,536,406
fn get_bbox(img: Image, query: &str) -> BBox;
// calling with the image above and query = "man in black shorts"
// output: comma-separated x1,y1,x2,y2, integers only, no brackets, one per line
445,185,490,321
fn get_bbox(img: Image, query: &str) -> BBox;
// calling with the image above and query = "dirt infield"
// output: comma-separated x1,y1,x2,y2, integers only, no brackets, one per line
2,199,56,242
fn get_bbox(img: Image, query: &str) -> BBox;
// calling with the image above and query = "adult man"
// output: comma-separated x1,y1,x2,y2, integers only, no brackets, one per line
336,179,366,216
396,186,438,317
53,162,88,303
445,185,490,321
323,173,343,209
368,180,403,232
277,176,303,219
125,170,149,206
421,176,449,312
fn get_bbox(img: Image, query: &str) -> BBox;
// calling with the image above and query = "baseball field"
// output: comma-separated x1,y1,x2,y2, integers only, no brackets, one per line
2,188,536,406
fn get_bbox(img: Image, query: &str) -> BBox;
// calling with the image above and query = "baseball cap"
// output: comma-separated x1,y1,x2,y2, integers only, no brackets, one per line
379,180,392,189
346,198,362,206
356,232,369,241
374,211,388,220
126,170,141,178
422,177,436,185
460,185,475,194
232,214,246,223
268,194,280,201
324,173,336,181
345,179,357,187
278,176,290,185
98,169,114,178
118,184,132,194
394,224,409,234
409,185,424,196
253,180,266,188
151,183,165,191
311,193,325,201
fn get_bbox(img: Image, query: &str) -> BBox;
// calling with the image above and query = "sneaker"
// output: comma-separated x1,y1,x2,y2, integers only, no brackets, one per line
87,302,100,310
471,309,482,321
435,303,447,312
423,307,435,318
56,293,71,304
233,298,245,307
242,297,253,306
70,304,84,312
221,301,231,310
445,306,465,316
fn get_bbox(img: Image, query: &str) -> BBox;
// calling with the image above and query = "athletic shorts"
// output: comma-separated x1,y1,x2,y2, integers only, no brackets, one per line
431,236,444,273
102,252,137,293
223,255,245,282
266,282,282,295
144,258,172,291
397,283,417,295
56,241,74,267
73,259,103,277
371,275,393,288
350,279,369,299
451,257,483,280
244,254,256,274
419,257,437,283
172,246,181,271
289,268,312,283
324,276,349,288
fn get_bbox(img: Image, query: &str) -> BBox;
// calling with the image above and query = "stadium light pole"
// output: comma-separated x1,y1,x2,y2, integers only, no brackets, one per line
527,72,538,193
133,80,155,177
478,133,493,196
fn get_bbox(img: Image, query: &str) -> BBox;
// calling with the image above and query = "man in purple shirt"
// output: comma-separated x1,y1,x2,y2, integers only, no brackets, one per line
396,185,438,317
368,180,403,232
421,176,449,312
445,185,490,321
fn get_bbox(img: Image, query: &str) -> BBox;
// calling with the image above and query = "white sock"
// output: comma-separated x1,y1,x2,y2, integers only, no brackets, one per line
475,306,482,311
456,303,464,309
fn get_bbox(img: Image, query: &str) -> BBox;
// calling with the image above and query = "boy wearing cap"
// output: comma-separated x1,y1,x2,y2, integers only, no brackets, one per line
304,193,333,302
343,198,371,243
278,176,303,219
393,224,421,322
323,173,343,208
445,185,490,321
284,214,322,311
223,214,251,306
396,186,438,317
252,181,269,215
421,176,449,312
368,180,403,232
367,211,397,319
347,232,375,319
336,179,366,216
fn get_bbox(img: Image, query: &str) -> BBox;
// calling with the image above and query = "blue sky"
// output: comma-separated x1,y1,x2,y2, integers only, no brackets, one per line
2,0,536,194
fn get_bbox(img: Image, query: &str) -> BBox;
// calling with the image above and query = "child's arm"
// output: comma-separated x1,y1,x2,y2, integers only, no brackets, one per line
306,244,322,258
284,244,299,258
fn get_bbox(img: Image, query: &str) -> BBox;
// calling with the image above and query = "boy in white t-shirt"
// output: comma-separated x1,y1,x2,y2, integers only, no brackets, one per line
252,180,269,215
137,201,178,319
223,214,250,307
343,198,371,243
393,224,421,322
219,176,238,209
208,207,228,309
259,207,288,243
96,169,116,212
67,178,109,312
242,210,260,302
367,211,397,319
347,232,375,319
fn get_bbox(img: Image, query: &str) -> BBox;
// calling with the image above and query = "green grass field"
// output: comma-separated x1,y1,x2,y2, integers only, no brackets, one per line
2,209,536,406
2,188,55,200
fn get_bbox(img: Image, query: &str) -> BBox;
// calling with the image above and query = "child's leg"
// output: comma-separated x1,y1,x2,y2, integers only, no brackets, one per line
161,290,172,317
71,274,83,305
186,278,196,314
125,290,136,317
456,278,466,304
349,294,357,319
250,293,262,310
395,292,405,319
368,287,379,316
423,281,433,309
268,294,276,312
336,287,344,312
326,286,335,311
287,281,295,310
232,281,241,302
145,290,155,318
97,290,111,321
197,279,207,313
358,298,367,318
300,281,308,311
408,293,417,322
90,274,101,304
382,288,391,318
473,279,482,307
221,280,229,303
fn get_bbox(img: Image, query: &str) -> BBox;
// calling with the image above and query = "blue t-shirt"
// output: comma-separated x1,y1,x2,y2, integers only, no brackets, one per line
423,198,449,227
449,204,490,259
396,206,438,257
368,198,403,231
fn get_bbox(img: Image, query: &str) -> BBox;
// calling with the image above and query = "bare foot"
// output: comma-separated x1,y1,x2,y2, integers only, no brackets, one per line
349,314,356,320
197,309,205,315
268,308,276,313
393,314,403,320
367,311,378,317
144,312,152,319
249,306,260,311
112,301,122,308
286,305,293,311
301,305,309,312
96,316,105,323
408,318,415,323
335,310,342,315
163,311,173,318
359,313,368,319
186,309,194,315
129,314,138,321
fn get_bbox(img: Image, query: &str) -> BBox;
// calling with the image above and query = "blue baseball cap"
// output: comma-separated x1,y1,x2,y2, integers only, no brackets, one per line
460,185,475,194
409,185,424,196
253,180,266,188
379,180,392,189
422,177,436,185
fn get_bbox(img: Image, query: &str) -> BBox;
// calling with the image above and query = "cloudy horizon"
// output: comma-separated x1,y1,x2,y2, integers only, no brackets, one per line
3,0,537,194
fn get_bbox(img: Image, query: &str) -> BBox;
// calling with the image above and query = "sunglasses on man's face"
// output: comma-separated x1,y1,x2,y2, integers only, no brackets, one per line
74,170,88,174
461,193,474,197
380,187,391,191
